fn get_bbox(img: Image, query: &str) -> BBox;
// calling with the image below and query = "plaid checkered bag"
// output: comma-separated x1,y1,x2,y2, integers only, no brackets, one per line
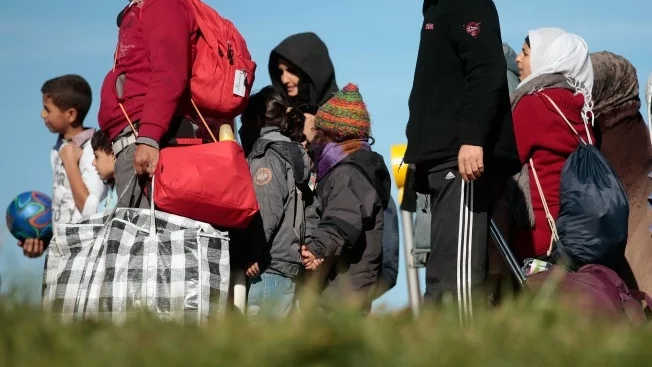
43,211,112,319
43,181,230,323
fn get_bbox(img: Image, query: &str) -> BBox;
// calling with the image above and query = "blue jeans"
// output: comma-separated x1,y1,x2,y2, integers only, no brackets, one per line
247,272,296,319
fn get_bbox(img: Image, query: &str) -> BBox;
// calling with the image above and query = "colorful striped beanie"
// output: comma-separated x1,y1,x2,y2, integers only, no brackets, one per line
314,83,371,140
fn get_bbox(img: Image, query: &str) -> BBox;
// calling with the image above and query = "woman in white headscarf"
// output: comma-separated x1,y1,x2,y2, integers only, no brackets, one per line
508,28,595,261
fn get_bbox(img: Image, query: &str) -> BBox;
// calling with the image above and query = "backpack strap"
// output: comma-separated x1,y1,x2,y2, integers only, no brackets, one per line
528,91,595,256
528,159,560,256
111,0,218,144
538,92,593,146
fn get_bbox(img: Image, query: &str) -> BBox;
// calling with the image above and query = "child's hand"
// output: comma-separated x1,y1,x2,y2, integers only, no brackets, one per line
245,262,260,278
59,144,83,166
301,245,323,270
18,238,46,258
307,258,324,271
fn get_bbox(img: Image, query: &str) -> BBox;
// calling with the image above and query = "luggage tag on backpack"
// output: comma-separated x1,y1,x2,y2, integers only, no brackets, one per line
233,70,247,97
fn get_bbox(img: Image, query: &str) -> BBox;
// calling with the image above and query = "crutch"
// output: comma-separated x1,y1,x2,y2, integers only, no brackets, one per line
489,219,526,288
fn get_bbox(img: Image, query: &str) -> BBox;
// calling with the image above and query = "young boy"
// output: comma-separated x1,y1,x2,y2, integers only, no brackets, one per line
19,75,107,258
91,130,118,212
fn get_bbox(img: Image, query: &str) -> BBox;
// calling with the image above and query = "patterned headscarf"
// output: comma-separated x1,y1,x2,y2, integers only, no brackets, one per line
591,51,640,117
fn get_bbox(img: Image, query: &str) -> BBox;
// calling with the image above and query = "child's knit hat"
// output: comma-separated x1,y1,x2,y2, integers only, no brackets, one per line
314,83,371,140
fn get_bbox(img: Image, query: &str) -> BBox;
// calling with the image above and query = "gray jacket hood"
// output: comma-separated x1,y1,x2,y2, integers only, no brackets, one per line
249,127,311,185
503,43,521,95
503,43,519,75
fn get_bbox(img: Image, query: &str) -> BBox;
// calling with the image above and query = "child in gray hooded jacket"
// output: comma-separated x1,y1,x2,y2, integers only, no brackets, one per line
238,86,317,319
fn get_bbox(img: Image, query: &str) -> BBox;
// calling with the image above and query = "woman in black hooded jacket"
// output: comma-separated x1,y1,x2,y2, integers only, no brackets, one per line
268,32,339,142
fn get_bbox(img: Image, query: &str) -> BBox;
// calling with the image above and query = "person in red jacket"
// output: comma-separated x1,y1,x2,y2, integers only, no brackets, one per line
98,0,201,208
510,28,594,260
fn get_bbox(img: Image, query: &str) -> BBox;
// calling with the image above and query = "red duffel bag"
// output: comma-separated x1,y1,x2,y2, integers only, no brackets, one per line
154,126,259,230
117,98,258,229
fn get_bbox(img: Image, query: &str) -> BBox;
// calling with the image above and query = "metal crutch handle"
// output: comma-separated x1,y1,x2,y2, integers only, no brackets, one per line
489,219,526,288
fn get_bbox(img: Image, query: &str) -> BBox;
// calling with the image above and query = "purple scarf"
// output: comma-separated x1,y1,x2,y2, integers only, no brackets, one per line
316,140,371,181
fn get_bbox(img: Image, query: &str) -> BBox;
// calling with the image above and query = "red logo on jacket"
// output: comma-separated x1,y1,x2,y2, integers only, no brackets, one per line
465,22,481,38
425,23,434,30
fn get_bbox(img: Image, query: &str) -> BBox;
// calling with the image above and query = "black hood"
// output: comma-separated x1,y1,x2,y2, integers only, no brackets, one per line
342,150,392,209
269,32,339,110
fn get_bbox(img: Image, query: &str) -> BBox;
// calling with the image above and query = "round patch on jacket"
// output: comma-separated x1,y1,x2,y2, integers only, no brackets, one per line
465,22,481,38
254,168,272,185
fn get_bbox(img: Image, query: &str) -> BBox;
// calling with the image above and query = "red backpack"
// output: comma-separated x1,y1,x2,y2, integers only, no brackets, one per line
186,0,256,119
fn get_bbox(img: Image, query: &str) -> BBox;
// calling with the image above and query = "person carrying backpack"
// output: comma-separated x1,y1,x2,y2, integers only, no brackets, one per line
99,0,255,209
238,86,316,319
510,28,597,261
300,83,391,313
98,0,200,208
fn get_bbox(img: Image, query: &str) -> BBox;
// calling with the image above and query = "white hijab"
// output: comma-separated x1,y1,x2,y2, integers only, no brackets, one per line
518,27,593,94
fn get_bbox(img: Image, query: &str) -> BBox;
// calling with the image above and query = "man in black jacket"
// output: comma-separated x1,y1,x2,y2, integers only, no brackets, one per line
404,0,520,320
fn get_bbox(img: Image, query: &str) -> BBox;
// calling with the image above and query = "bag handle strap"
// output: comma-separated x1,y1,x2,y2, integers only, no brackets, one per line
631,290,652,313
116,101,217,143
190,99,218,143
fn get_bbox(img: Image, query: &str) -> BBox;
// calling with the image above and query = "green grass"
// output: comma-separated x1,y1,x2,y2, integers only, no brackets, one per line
1,296,651,367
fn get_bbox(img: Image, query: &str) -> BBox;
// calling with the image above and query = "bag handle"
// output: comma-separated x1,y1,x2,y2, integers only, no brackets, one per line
190,99,218,143
631,290,652,313
70,173,139,315
117,101,217,144
116,102,218,143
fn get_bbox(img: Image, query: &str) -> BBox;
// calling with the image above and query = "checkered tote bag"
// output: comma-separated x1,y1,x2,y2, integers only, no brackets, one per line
43,211,111,319
43,181,230,323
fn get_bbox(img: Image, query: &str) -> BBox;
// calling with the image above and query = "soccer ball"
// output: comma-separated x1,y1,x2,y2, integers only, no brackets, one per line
5,191,53,242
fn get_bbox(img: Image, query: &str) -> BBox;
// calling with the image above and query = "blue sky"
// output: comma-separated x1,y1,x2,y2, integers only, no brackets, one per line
1,0,651,308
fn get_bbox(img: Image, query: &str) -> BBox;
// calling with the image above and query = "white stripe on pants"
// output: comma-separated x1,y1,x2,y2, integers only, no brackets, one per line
457,180,474,324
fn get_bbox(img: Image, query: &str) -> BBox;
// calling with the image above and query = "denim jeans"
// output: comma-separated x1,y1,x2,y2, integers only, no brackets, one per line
247,272,296,319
